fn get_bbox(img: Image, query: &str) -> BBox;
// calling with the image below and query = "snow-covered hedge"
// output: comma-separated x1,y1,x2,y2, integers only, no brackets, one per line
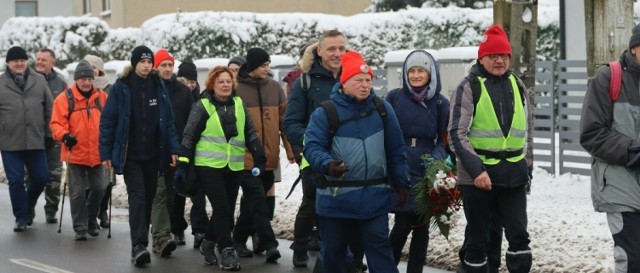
0,7,560,67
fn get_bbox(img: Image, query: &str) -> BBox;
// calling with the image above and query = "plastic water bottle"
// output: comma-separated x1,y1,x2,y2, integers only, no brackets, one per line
251,167,261,176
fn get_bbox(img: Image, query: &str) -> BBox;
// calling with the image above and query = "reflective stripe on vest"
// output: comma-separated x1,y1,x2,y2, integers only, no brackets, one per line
194,97,246,170
469,75,526,165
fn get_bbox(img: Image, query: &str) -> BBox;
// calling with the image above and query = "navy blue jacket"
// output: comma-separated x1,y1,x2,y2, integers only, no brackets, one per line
386,50,450,213
304,83,410,219
99,66,179,174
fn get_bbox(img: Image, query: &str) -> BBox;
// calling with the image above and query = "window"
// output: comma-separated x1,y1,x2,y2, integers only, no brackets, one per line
15,1,37,17
102,0,110,11
83,0,91,14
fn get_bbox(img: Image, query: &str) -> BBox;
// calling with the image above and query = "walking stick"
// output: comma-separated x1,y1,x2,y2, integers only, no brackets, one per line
58,149,71,233
108,168,114,239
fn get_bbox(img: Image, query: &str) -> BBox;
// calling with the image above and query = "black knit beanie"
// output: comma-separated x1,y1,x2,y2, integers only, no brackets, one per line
6,46,28,62
244,48,270,72
130,45,154,68
630,24,640,50
178,62,198,81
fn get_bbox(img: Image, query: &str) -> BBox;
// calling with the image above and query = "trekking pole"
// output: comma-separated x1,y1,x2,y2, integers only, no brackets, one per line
58,149,71,233
108,168,114,239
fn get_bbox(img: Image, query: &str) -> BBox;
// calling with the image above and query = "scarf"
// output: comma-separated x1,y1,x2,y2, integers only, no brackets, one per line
410,85,429,103
93,76,110,91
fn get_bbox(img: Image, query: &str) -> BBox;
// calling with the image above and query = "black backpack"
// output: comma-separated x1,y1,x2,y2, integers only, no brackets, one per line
319,96,388,142
64,88,103,120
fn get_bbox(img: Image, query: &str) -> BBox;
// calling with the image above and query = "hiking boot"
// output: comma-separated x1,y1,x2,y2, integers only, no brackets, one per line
45,212,58,224
87,221,99,237
99,210,110,228
265,247,281,263
252,234,265,254
131,244,150,267
200,239,218,265
75,230,87,241
193,232,206,249
27,207,35,226
308,228,321,251
292,251,308,267
219,247,241,271
154,239,176,257
13,222,26,232
174,233,186,246
234,242,253,258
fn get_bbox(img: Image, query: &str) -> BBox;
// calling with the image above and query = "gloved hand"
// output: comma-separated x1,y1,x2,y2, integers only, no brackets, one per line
627,140,640,168
393,185,409,207
62,133,77,150
252,164,265,177
45,137,54,150
173,163,189,196
327,160,348,178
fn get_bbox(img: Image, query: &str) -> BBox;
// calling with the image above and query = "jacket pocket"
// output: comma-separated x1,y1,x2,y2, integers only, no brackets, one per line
591,158,608,192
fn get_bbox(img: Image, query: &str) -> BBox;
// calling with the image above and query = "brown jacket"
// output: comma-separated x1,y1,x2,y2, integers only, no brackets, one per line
236,72,294,171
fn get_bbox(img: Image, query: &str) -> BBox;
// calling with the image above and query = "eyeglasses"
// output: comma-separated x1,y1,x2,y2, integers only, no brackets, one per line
487,54,510,61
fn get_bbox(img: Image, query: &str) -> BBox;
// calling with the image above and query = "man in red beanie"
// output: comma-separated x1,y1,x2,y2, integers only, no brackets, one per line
303,51,410,273
448,25,533,273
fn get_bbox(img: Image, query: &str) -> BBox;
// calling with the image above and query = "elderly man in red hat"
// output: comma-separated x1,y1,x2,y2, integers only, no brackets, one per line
448,25,533,273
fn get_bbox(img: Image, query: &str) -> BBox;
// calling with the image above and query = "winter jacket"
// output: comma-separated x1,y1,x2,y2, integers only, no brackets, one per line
179,91,266,168
304,83,410,219
386,50,450,213
50,84,107,166
0,68,53,151
165,76,194,143
448,62,533,187
283,43,341,147
580,50,640,213
235,69,294,171
98,66,179,175
40,69,67,99
282,68,302,97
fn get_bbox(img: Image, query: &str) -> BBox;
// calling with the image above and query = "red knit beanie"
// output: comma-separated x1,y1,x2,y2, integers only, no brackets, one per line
153,49,174,68
477,25,511,59
340,51,373,84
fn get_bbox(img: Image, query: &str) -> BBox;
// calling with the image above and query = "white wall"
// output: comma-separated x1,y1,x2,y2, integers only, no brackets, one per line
0,0,73,29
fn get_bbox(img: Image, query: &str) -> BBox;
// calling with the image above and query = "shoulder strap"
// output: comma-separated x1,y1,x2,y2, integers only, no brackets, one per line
320,100,339,141
609,61,622,102
321,97,389,144
373,96,387,128
65,88,74,120
391,89,401,107
300,73,311,93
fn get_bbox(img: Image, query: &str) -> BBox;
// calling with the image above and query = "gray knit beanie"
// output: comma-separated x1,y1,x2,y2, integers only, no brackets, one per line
630,23,640,49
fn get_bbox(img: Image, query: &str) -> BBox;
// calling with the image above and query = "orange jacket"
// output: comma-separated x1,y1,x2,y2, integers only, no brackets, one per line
50,84,107,167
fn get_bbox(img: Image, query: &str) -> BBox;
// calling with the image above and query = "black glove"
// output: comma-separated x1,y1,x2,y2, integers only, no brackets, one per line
45,137,54,150
252,163,265,176
173,163,189,197
327,160,348,178
62,133,77,150
627,140,640,168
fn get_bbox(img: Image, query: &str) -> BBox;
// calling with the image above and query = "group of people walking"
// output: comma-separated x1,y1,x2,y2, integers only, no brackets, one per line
5,22,636,273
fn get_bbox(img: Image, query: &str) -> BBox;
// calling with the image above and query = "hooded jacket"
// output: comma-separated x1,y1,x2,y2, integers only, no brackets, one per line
304,83,410,219
386,50,450,213
0,68,53,151
282,43,342,147
98,65,179,174
235,67,294,171
50,84,107,166
580,50,640,212
448,62,533,187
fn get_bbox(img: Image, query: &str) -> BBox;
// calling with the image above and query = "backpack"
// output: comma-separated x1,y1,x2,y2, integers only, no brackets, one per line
609,61,622,102
64,88,103,120
319,96,388,142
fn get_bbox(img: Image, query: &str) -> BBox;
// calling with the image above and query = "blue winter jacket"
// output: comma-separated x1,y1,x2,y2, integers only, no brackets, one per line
386,50,450,213
304,83,410,219
99,67,179,175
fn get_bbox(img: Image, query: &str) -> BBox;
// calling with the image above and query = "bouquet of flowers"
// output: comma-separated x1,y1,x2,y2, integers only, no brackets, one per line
414,154,462,239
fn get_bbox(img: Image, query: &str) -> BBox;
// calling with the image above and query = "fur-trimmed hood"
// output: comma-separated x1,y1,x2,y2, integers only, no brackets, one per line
119,65,161,84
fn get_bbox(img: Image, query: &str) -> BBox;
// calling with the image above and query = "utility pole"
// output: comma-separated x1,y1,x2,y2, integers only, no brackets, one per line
494,0,538,98
584,0,633,78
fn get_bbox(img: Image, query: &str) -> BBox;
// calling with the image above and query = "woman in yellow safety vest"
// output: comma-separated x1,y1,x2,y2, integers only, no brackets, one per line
174,66,266,270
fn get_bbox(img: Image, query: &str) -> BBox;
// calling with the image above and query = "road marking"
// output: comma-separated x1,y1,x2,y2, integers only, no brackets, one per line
9,258,73,273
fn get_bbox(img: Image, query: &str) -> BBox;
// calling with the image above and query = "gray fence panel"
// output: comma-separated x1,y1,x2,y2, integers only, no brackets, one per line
557,60,590,176
532,61,556,174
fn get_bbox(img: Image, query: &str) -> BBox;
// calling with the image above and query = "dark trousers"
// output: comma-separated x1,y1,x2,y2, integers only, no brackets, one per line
459,213,503,272
607,211,640,272
319,214,398,273
123,158,159,247
233,171,278,250
2,150,49,224
171,188,208,234
290,168,321,252
43,143,62,216
390,212,429,273
197,166,240,250
460,185,531,273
